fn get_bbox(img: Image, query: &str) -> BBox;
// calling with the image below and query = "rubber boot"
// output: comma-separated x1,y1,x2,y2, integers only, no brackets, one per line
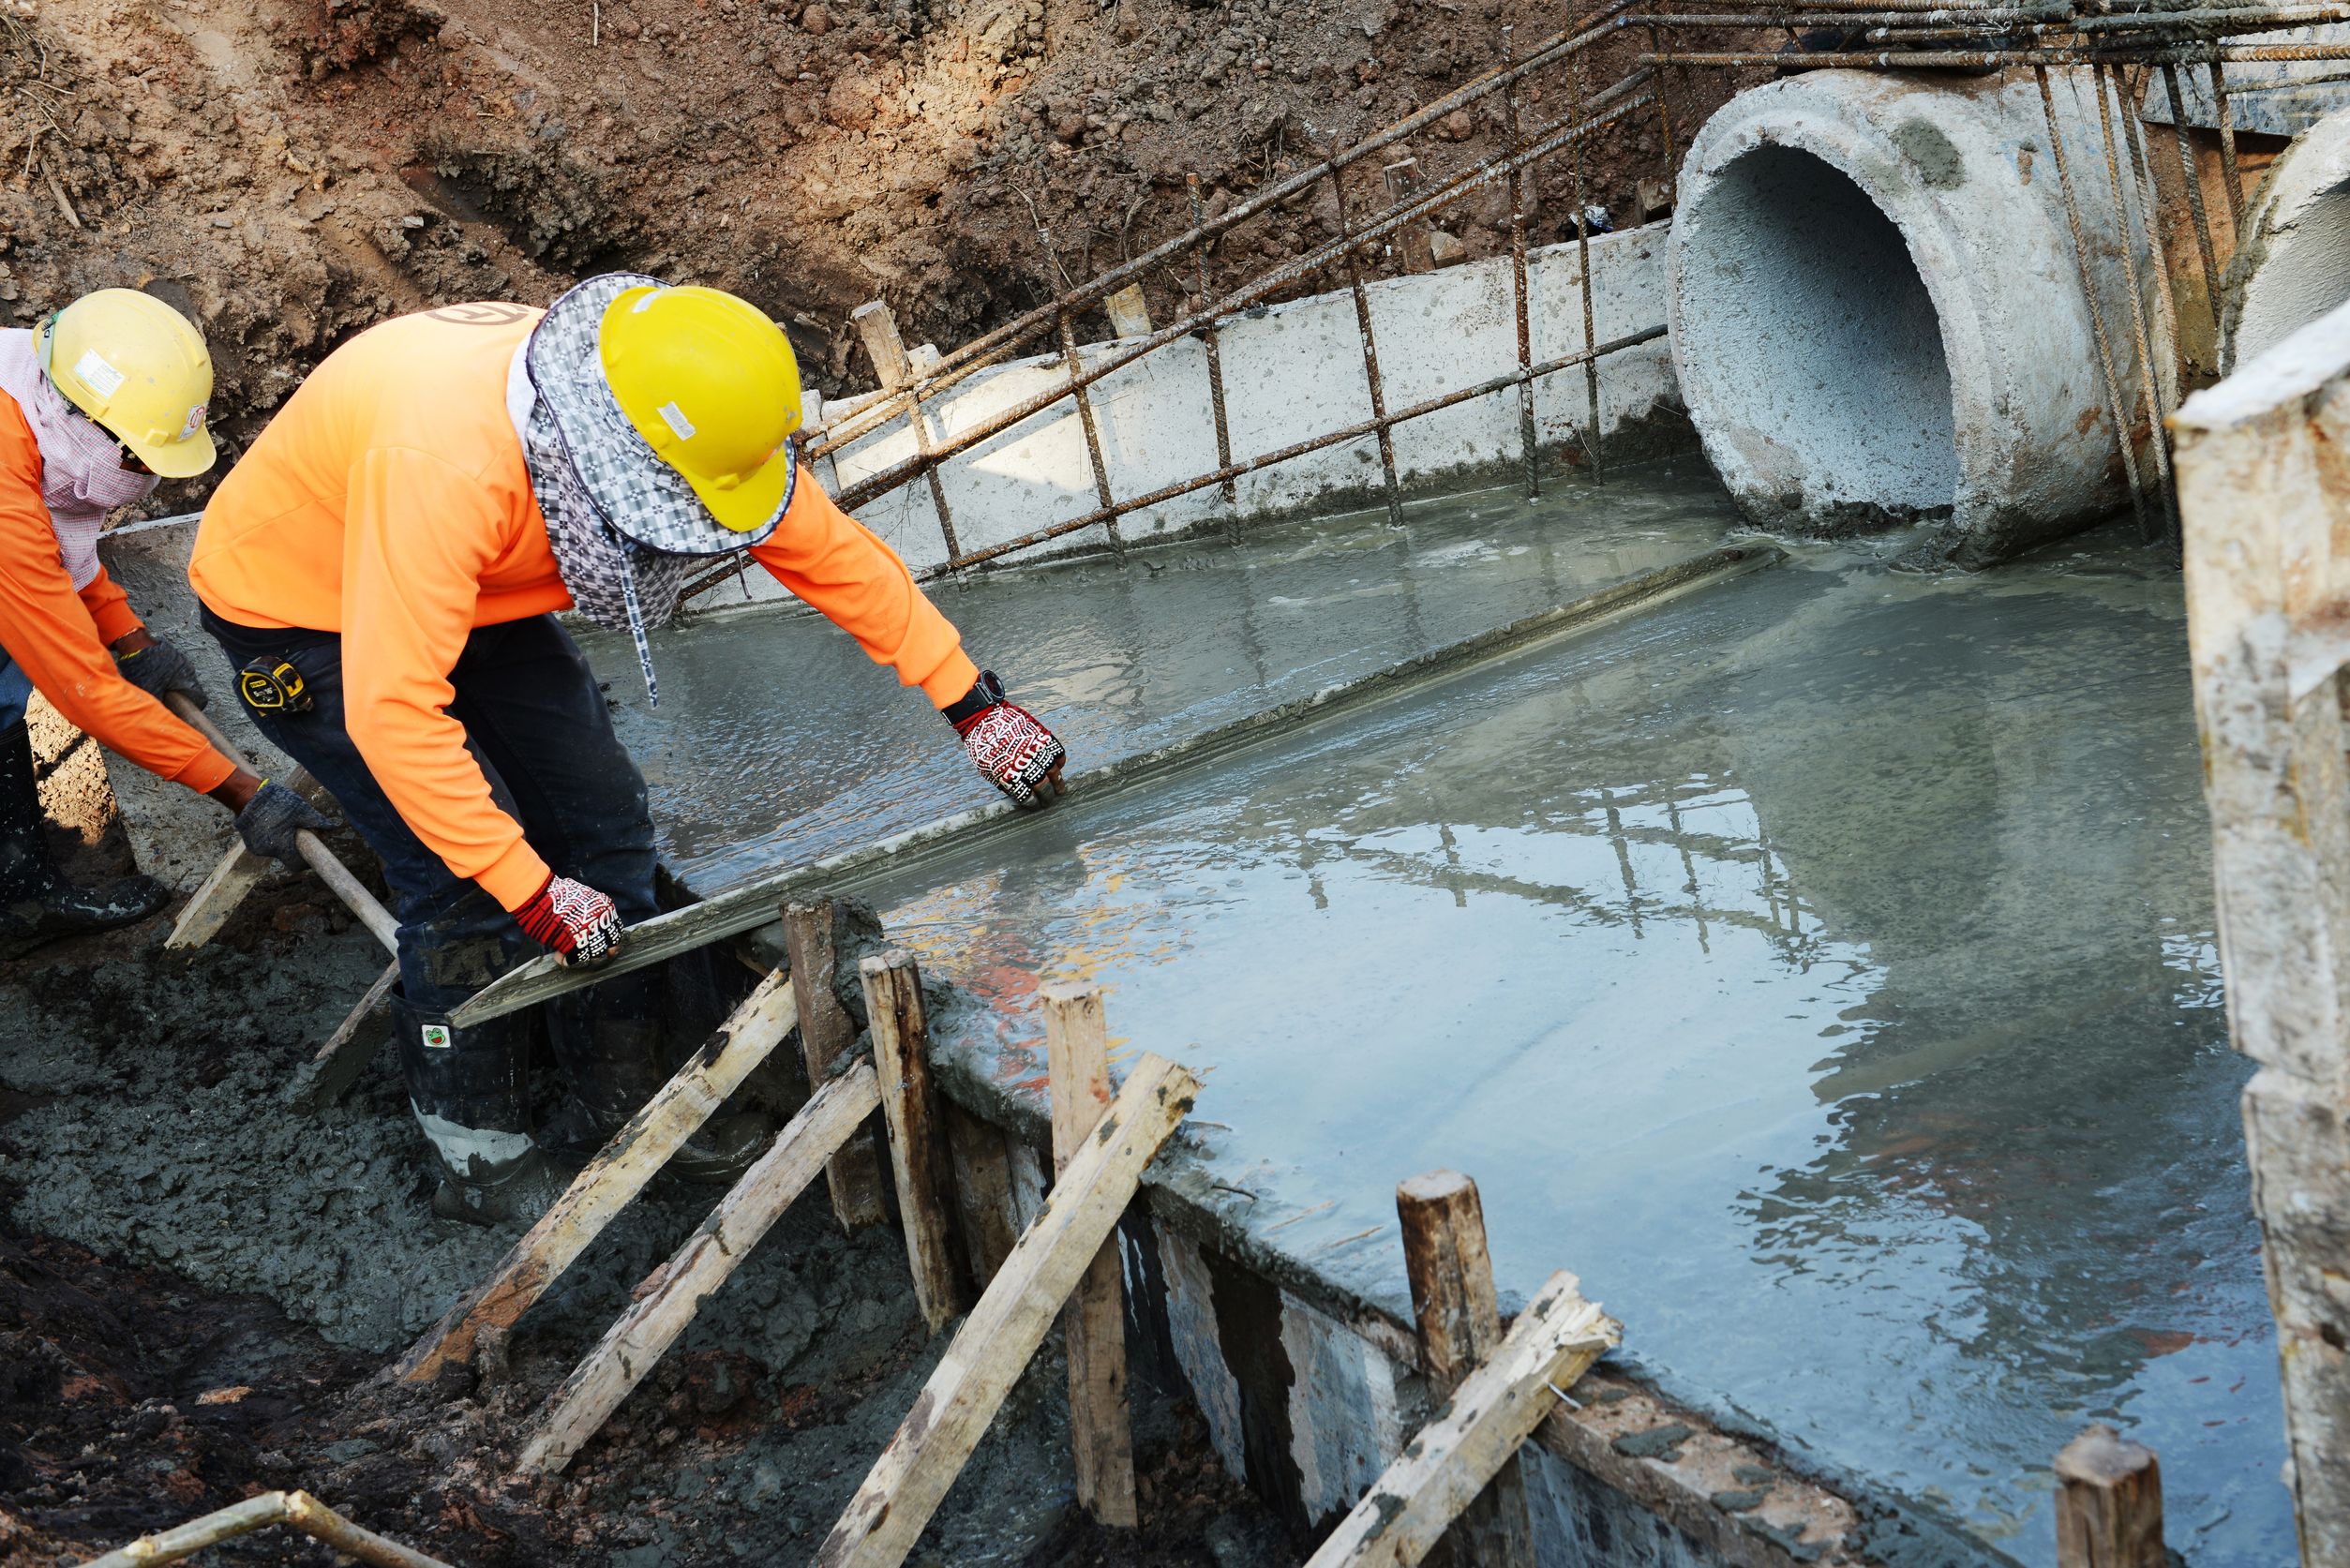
0,719,166,960
391,992,568,1225
546,991,773,1185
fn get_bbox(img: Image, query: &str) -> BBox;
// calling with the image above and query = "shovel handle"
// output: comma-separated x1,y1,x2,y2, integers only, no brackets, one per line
163,692,399,954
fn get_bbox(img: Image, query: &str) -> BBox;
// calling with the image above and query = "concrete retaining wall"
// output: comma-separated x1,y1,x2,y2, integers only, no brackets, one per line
689,221,1682,612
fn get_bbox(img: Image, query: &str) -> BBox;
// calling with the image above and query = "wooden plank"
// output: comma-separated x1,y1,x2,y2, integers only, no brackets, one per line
289,958,400,1113
1040,982,1138,1530
943,1099,1021,1287
514,1060,884,1476
1396,1171,1534,1568
83,1490,453,1568
814,1053,1200,1568
783,901,889,1231
164,833,275,949
1301,1272,1617,1568
451,545,1786,1027
861,949,969,1333
2175,327,2350,1565
392,969,798,1383
2055,1426,2165,1568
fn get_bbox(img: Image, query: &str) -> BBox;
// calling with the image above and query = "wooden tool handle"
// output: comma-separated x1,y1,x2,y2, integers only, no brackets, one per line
162,692,399,954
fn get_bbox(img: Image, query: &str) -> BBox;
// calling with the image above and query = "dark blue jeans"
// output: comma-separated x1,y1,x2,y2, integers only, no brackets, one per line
200,609,658,1015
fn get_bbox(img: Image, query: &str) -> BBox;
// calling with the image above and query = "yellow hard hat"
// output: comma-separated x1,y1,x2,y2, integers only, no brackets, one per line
37,289,216,479
597,284,801,534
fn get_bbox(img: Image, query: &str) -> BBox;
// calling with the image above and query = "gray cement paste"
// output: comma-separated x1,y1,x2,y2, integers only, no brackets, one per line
587,464,1747,886
834,528,2281,1564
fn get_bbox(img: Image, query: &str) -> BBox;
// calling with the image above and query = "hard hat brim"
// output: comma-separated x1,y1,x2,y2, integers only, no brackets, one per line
681,441,796,534
126,425,217,480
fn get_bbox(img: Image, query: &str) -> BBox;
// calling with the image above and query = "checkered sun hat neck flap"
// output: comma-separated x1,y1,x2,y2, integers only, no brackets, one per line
524,272,795,560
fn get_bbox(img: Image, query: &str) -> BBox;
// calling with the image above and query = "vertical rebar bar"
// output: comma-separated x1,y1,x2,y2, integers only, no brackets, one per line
1056,308,1125,560
1325,143,1406,528
1564,6,1607,482
2116,67,2188,550
2209,53,2245,237
2162,63,2224,364
2036,65,2149,536
2092,62,2178,545
1500,24,1542,501
1642,0,1684,205
1188,172,1238,515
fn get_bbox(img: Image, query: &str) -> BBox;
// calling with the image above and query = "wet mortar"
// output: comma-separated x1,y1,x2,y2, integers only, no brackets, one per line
598,478,2278,1563
841,522,2282,1565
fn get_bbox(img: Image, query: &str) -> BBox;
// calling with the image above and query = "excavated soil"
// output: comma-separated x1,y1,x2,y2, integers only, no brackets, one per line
0,904,1292,1566
0,0,1727,504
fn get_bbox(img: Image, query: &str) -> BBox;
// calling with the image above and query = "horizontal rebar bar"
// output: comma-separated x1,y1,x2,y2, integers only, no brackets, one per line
1643,37,2350,60
919,324,1669,576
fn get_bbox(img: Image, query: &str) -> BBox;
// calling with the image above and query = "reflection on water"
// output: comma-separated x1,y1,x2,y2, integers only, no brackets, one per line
853,529,2283,1565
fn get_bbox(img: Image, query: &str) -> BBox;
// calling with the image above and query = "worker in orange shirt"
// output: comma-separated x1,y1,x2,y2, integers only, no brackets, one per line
191,276,1067,1225
0,290,310,958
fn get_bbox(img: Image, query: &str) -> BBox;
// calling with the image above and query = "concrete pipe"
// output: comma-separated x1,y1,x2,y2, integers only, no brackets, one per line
1668,70,2165,568
2223,108,2350,373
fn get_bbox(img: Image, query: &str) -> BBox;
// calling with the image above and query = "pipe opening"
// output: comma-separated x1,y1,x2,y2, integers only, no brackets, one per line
1680,144,1958,527
2235,174,2350,368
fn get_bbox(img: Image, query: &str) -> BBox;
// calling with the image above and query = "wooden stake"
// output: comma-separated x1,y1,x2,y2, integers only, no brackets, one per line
944,1099,1022,1287
393,969,799,1383
815,1053,1200,1568
1396,1170,1535,1568
1104,283,1152,339
1301,1272,1617,1568
861,949,970,1333
783,901,889,1231
1040,982,1139,1530
289,957,399,1113
2055,1426,2165,1568
852,300,916,390
515,1059,884,1476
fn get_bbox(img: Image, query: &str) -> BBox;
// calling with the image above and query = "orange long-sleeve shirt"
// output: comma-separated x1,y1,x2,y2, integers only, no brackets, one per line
190,304,978,912
0,391,235,793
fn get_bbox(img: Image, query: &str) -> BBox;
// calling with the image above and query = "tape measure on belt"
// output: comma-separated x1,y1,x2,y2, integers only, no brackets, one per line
237,657,312,715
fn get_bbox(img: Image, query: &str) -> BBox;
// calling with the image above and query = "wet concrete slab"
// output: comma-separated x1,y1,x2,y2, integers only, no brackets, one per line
844,526,2281,1566
588,463,1746,886
597,476,2278,1563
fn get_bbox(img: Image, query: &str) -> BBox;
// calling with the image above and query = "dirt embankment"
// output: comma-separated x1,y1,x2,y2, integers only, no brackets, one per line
0,0,1707,511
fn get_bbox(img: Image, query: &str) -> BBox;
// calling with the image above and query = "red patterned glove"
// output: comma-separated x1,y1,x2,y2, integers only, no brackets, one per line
513,874,625,967
947,671,1067,809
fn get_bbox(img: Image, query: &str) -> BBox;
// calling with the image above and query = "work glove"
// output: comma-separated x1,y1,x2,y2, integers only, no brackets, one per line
947,671,1067,809
514,874,625,968
235,779,338,867
114,635,210,709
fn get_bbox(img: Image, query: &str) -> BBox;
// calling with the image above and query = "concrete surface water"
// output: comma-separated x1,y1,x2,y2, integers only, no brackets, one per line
592,480,2282,1565
588,467,1747,882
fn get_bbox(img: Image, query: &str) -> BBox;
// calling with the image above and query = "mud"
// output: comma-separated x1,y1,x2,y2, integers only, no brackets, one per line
2,0,1723,515
0,903,1287,1562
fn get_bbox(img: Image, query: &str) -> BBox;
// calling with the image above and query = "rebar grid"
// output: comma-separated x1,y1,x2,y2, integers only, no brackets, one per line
682,0,2328,598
